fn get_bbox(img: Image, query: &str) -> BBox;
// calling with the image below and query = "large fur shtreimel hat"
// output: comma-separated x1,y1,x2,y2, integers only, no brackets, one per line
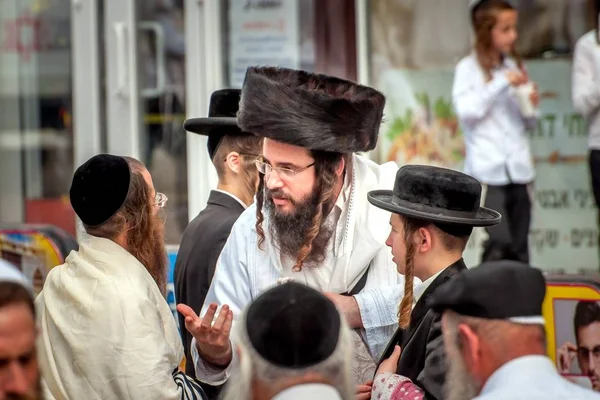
237,66,386,153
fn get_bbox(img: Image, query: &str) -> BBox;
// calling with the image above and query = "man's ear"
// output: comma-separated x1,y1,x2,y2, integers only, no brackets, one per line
225,151,241,174
416,227,432,253
458,323,480,375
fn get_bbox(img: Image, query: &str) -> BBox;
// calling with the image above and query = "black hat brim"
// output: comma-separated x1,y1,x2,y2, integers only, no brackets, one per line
367,190,501,227
183,117,241,136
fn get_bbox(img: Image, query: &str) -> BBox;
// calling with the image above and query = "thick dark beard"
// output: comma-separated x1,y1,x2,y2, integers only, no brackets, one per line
264,187,334,266
129,213,168,296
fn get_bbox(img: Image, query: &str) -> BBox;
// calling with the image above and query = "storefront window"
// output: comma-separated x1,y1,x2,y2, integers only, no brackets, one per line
138,0,188,245
222,0,317,88
368,0,594,272
0,0,75,234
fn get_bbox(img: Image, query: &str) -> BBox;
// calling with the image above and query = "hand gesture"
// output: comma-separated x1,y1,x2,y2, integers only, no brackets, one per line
506,70,527,87
375,345,402,378
177,303,234,367
356,380,373,400
557,341,577,374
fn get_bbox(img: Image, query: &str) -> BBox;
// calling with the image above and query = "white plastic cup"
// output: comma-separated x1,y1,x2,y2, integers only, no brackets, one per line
515,82,537,118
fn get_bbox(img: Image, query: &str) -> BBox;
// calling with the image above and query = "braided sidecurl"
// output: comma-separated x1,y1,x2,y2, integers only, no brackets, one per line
398,217,429,329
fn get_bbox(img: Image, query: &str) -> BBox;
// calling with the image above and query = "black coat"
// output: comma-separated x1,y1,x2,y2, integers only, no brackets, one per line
174,190,245,379
377,259,467,400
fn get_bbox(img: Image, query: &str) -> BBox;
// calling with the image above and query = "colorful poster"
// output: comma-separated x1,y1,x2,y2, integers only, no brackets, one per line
228,0,300,88
544,279,600,393
370,1,596,273
0,230,65,296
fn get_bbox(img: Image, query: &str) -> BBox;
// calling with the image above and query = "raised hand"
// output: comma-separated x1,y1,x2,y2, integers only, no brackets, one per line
557,342,577,374
177,303,234,367
506,70,527,87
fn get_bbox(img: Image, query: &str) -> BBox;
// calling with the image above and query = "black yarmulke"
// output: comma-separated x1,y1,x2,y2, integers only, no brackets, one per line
69,154,131,227
429,260,546,321
246,282,341,368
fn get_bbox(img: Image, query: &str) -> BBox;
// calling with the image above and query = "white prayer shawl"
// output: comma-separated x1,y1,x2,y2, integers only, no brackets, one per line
36,235,194,400
193,155,405,384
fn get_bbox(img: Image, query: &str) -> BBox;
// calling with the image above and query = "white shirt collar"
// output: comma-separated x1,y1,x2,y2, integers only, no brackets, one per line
213,189,248,209
413,269,444,305
272,384,342,400
478,355,558,396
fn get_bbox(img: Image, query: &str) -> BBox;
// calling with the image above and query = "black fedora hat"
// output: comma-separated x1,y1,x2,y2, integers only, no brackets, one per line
183,89,249,160
368,165,501,226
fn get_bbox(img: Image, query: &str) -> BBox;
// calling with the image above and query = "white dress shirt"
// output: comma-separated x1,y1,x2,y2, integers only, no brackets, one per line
191,155,404,384
572,30,600,150
412,269,443,306
475,355,600,399
453,53,536,185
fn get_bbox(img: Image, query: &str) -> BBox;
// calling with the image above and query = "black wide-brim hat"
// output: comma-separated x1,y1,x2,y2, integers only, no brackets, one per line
183,89,250,160
237,66,386,153
368,165,501,227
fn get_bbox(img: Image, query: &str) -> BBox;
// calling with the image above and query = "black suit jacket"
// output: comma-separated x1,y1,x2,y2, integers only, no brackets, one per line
174,190,245,380
377,259,467,400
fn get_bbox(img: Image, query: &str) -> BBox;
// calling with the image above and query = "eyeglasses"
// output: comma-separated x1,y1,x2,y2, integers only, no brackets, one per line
155,192,168,208
254,159,315,181
575,346,600,361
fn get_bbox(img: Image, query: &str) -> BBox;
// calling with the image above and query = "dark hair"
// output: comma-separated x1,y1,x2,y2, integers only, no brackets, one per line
0,282,34,315
574,301,600,341
472,0,523,81
255,151,347,272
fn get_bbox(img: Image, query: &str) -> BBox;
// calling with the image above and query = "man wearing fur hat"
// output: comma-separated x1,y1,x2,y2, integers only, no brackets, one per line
365,165,501,400
36,154,206,400
177,67,402,386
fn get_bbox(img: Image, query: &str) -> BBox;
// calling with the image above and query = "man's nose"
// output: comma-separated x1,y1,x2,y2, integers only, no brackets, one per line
589,353,597,372
4,363,31,395
265,170,284,190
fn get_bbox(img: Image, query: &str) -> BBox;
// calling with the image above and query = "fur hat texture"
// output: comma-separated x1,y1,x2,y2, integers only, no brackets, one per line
237,66,386,153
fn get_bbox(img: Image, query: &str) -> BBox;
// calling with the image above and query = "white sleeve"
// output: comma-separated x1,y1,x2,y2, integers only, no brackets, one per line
354,284,402,360
452,58,510,124
572,37,600,119
352,249,404,360
192,219,253,384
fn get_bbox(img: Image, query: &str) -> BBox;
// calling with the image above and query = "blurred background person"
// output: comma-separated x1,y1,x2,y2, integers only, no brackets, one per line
453,0,539,264
573,0,600,261
0,259,40,400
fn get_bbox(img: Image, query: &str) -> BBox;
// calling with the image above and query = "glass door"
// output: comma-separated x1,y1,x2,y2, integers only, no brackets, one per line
100,0,190,245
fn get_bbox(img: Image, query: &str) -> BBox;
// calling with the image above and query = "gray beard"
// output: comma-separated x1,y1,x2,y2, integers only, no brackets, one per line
444,350,481,400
